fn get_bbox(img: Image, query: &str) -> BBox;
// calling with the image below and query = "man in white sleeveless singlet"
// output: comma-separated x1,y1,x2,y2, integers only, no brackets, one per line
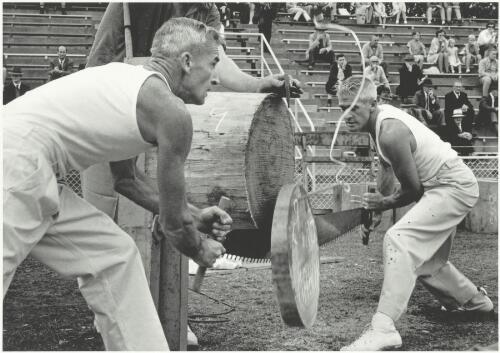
3,18,232,351
336,76,494,351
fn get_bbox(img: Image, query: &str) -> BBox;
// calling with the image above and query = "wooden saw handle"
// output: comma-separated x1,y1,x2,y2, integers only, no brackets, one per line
192,196,231,293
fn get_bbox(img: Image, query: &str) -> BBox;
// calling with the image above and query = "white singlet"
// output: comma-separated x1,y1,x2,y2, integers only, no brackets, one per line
375,104,458,182
3,63,167,176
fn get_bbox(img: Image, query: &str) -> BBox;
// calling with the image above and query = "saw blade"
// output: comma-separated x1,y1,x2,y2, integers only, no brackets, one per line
314,207,367,246
223,228,271,262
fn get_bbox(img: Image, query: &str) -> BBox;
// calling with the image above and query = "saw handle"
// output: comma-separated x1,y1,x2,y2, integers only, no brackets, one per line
192,196,232,293
361,187,377,245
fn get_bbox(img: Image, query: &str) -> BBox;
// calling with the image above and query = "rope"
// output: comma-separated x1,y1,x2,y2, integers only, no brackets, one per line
187,288,236,324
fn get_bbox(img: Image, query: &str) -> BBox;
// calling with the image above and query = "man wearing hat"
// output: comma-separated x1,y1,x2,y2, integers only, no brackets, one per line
397,55,424,104
364,56,390,90
444,81,475,155
414,78,446,135
3,67,30,105
306,27,335,70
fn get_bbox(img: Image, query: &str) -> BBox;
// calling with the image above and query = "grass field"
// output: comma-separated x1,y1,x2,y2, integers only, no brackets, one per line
3,227,497,351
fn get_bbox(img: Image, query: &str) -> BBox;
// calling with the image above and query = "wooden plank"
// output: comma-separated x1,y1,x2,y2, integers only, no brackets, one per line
159,240,188,351
294,131,370,147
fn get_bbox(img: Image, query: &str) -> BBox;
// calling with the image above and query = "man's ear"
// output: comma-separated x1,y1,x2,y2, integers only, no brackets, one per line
370,99,378,111
180,51,192,73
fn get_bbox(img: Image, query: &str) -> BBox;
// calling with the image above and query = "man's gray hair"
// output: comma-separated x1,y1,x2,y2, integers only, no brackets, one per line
150,17,224,58
337,75,377,104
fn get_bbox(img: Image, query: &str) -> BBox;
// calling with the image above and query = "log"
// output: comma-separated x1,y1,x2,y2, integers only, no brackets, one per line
185,92,295,234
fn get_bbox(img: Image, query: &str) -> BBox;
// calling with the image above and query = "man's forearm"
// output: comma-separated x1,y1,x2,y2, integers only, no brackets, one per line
381,187,421,211
217,47,260,92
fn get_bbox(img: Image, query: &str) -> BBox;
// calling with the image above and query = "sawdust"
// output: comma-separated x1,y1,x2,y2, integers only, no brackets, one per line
3,229,497,350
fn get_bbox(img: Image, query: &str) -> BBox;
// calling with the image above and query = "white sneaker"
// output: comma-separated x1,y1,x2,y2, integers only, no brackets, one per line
341,326,402,351
187,325,199,348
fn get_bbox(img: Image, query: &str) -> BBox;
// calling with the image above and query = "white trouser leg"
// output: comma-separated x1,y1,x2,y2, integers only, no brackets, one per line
377,160,479,321
30,185,169,350
80,162,118,219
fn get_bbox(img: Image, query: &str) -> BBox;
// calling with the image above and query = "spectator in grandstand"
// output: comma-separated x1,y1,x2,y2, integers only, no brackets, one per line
391,2,407,24
397,55,424,103
444,81,475,144
254,3,278,53
362,35,388,77
426,2,445,25
444,81,474,155
49,46,74,81
443,2,462,24
377,85,393,104
325,54,352,105
364,56,390,90
306,27,335,69
286,2,311,22
3,67,30,105
217,3,233,28
407,31,426,69
414,78,446,133
446,38,462,74
321,2,338,22
478,88,498,133
427,29,449,73
464,34,481,73
354,3,373,24
40,2,66,15
372,2,387,25
477,22,497,58
478,48,498,97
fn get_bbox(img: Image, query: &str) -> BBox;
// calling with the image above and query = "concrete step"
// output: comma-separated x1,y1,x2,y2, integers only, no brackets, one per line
4,46,90,55
3,12,94,23
2,23,94,34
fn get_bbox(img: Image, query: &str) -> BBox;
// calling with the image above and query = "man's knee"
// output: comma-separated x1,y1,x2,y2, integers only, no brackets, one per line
482,76,492,85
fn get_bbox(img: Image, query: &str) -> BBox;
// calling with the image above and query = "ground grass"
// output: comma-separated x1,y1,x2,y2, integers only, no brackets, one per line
3,228,497,351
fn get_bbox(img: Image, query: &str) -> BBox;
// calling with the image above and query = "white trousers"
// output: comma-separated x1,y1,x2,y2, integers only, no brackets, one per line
377,158,480,321
3,146,169,350
81,162,119,219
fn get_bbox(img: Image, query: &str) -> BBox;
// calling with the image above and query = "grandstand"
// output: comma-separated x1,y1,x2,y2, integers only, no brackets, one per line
3,2,498,196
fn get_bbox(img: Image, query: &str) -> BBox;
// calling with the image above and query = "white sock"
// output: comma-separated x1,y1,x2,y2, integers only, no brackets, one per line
371,312,396,331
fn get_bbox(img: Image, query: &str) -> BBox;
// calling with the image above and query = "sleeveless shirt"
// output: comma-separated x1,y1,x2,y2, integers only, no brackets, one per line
4,63,166,175
375,104,458,182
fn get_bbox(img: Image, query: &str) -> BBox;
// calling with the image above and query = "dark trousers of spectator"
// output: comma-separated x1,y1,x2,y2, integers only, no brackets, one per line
479,44,495,58
380,61,389,78
258,18,273,53
308,48,335,67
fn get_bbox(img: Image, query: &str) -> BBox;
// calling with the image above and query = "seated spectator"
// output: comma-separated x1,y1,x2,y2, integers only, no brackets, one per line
364,56,390,90
444,81,475,156
477,22,497,58
306,27,335,69
407,31,426,69
321,3,337,22
372,2,387,25
443,2,462,24
40,2,66,15
286,2,311,22
391,2,407,24
49,46,74,81
464,34,481,73
325,54,352,105
478,48,498,97
478,88,498,133
446,38,462,74
397,55,424,103
362,35,388,77
377,85,392,104
3,67,30,105
414,78,446,133
426,2,445,25
427,29,449,73
354,3,373,24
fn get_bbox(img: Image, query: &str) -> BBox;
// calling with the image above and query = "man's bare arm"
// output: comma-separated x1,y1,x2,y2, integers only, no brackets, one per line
378,120,423,210
110,157,202,224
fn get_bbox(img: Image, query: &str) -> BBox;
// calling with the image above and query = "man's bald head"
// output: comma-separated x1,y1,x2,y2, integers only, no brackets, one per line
58,46,67,60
